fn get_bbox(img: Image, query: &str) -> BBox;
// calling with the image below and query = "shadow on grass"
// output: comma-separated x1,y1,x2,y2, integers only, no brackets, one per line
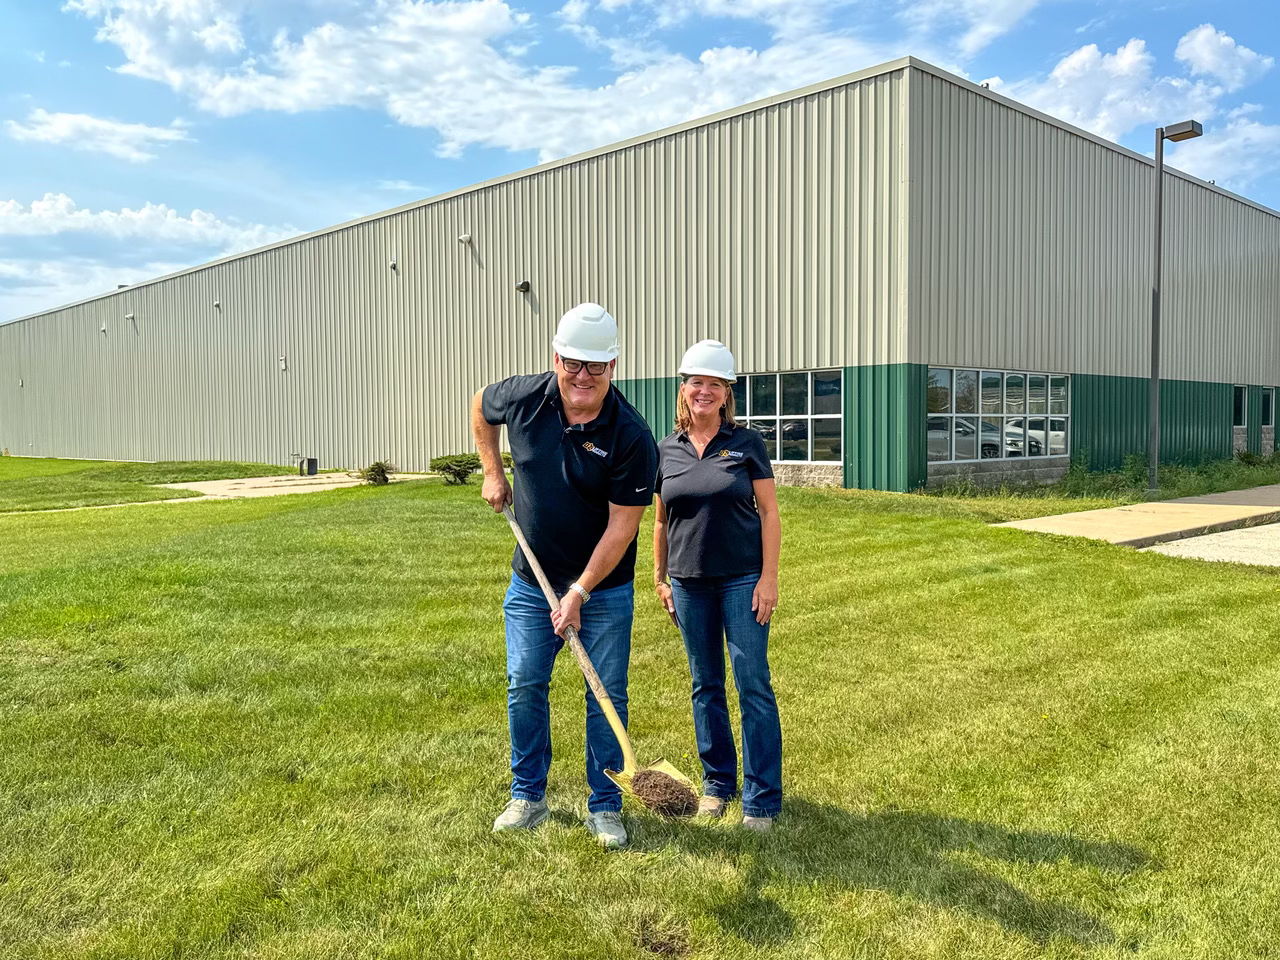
646,799,1151,949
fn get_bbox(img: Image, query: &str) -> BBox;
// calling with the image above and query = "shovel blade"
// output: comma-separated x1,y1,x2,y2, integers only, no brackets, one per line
605,759,697,795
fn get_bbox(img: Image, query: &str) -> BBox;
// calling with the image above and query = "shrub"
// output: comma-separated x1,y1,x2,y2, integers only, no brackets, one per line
430,454,481,485
359,461,394,485
1236,449,1265,467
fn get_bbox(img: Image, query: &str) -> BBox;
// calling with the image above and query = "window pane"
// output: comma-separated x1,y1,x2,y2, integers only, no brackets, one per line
812,419,841,461
981,418,1002,458
1049,417,1068,456
1027,417,1047,457
751,376,777,417
1264,389,1275,427
1005,374,1026,414
1234,386,1246,427
954,370,978,414
749,419,777,459
780,419,808,460
1049,375,1069,415
954,416,978,460
1028,375,1047,414
981,372,1002,414
780,372,808,415
812,370,842,415
1004,417,1026,457
731,379,747,417
927,416,951,461
927,368,952,413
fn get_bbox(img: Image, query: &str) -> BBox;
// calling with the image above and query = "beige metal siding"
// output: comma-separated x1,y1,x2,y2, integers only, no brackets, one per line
1,69,910,468
909,70,1280,383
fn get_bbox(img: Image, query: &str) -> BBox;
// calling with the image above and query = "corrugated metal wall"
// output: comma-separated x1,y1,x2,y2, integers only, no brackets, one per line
0,68,911,470
908,70,1280,386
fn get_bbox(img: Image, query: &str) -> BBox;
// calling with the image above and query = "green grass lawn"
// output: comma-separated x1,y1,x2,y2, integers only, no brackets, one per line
0,457,297,513
2,478,1278,958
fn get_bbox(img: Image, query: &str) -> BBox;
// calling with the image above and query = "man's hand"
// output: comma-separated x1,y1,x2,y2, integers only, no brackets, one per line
550,590,583,637
482,473,512,513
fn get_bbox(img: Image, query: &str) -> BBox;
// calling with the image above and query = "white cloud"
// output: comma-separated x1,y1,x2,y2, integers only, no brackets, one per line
376,179,430,193
0,257,191,321
1175,24,1272,92
900,0,1043,57
6,108,192,163
1167,115,1280,193
0,193,295,253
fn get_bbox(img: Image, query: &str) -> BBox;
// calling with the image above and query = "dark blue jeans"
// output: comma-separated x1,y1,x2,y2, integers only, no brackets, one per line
503,573,632,813
671,573,782,818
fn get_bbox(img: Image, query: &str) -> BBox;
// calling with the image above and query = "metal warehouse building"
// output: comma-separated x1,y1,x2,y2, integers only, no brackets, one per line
3,57,1278,491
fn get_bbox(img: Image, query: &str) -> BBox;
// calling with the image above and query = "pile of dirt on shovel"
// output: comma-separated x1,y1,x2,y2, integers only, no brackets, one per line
631,770,697,818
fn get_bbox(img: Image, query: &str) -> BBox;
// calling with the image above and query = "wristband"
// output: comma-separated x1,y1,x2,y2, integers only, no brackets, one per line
569,582,591,603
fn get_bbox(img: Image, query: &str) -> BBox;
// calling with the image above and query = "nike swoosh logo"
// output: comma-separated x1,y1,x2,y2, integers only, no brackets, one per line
635,487,647,492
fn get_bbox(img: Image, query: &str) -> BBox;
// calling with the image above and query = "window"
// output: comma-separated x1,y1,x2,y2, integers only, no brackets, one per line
928,367,1070,462
1264,388,1275,428
1234,385,1247,428
740,370,842,462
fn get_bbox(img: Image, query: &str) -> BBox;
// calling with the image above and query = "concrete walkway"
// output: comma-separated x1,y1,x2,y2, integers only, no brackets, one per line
996,483,1280,548
158,472,430,499
1142,523,1280,566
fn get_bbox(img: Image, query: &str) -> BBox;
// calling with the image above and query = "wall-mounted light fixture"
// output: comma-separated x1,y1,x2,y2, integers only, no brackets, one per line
278,355,288,372
124,312,135,322
389,256,398,271
18,379,23,388
100,321,107,334
213,299,221,310
458,233,472,244
515,280,531,293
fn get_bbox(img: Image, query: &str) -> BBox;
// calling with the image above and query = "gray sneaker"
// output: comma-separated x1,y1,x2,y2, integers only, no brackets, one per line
584,810,628,849
492,798,549,833
741,815,774,832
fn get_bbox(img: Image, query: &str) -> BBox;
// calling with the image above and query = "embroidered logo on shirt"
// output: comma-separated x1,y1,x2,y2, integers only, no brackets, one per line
718,449,744,459
583,442,609,458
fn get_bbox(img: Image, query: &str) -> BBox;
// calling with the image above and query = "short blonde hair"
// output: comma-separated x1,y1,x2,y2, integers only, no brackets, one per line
674,377,737,434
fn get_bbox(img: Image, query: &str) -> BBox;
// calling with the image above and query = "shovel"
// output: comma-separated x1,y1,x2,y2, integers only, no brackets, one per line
501,506,696,803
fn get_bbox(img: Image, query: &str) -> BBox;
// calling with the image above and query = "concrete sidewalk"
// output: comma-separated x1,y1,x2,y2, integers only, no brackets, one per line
158,472,430,499
996,483,1280,548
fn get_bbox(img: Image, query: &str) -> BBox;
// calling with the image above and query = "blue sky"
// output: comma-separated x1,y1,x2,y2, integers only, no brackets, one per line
2,0,1278,321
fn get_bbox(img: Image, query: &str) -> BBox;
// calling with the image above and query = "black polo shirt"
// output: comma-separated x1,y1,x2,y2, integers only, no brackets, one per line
656,422,774,579
482,372,658,593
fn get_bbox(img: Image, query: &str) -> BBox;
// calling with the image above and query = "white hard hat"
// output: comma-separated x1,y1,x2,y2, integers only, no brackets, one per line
678,339,737,383
552,302,620,363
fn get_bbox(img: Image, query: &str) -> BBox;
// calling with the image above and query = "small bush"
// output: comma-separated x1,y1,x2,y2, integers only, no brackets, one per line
359,461,394,485
1236,449,1265,467
430,454,481,485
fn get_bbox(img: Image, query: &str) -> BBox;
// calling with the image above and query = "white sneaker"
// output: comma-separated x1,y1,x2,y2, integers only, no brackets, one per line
742,815,774,832
696,796,727,819
585,810,628,849
492,798,549,832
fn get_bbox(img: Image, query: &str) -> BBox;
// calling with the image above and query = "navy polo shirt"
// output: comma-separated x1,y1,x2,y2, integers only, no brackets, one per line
482,372,658,593
656,422,774,579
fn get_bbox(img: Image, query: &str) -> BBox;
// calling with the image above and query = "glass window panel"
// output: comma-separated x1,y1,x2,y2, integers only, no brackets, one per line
927,416,951,461
748,419,777,459
1049,418,1068,456
780,419,808,460
927,368,952,413
1004,417,1027,457
954,370,978,414
1264,389,1275,427
751,376,777,417
1027,417,1047,457
1234,386,1247,427
1005,374,1026,414
812,419,841,461
1049,375,1069,415
981,372,1002,414
1028,375,1047,414
780,372,808,415
811,370,842,415
980,418,1002,458
954,417,978,460
731,378,747,417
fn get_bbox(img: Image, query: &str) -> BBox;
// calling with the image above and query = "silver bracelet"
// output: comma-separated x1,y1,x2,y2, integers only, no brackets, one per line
569,582,591,603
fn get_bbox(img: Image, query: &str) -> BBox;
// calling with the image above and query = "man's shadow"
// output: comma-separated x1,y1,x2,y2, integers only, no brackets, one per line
639,798,1152,949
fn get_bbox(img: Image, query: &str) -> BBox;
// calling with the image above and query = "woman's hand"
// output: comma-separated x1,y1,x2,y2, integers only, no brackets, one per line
655,581,677,624
752,575,779,625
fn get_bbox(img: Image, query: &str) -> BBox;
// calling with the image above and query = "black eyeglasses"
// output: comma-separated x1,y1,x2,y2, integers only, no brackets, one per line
560,358,609,376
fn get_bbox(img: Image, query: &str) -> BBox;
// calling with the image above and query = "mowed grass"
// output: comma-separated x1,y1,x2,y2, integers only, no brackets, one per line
2,479,1279,959
0,457,297,513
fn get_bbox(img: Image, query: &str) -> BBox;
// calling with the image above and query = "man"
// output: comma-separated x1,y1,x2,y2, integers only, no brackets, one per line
471,302,658,850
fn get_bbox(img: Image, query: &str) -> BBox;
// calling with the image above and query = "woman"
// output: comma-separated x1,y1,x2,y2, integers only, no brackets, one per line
653,339,782,830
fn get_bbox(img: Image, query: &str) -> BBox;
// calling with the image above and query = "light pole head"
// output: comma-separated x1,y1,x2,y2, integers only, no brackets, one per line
1163,119,1203,142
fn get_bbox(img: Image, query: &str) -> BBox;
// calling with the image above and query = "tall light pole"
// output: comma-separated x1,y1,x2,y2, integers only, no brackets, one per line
1148,119,1203,496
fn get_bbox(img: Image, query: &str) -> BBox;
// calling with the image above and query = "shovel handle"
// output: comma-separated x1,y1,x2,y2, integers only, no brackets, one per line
502,507,639,772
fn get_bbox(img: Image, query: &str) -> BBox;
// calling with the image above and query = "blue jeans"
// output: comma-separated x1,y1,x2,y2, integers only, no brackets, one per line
672,573,783,818
503,573,632,813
